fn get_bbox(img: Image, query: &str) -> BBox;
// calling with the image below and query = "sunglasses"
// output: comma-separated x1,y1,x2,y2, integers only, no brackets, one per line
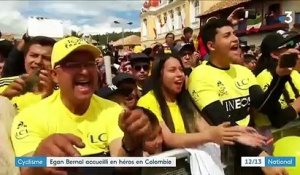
134,65,150,71
117,87,134,97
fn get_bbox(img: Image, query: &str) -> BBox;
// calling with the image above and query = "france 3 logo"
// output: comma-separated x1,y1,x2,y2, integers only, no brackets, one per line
279,11,293,24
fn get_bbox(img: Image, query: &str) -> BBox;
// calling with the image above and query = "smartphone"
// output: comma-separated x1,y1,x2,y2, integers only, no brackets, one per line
236,9,257,19
279,53,298,68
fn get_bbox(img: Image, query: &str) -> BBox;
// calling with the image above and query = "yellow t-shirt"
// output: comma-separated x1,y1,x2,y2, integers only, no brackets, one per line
0,76,19,93
137,91,186,133
11,90,124,156
0,76,45,112
188,63,258,126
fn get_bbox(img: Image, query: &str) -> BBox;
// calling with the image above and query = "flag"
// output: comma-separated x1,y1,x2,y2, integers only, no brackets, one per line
246,15,262,33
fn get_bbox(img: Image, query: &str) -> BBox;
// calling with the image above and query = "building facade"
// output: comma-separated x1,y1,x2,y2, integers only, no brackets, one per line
140,0,220,47
198,0,300,46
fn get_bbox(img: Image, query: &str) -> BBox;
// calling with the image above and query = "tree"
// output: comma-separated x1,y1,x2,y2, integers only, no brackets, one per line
91,31,141,45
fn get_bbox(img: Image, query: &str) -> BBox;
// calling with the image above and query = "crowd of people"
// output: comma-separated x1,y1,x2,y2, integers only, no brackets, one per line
0,7,300,175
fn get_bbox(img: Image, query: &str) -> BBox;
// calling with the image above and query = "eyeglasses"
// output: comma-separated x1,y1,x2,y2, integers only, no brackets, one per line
117,87,134,97
55,61,96,69
134,65,150,71
122,67,132,72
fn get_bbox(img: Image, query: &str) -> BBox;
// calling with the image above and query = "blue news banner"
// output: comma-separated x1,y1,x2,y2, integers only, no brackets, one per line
15,157,176,168
241,156,296,167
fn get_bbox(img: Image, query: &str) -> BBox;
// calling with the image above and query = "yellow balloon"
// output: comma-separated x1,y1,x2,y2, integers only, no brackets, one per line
273,136,300,175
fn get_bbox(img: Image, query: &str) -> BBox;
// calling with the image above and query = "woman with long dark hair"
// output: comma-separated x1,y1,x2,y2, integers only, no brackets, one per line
138,53,264,149
254,32,300,128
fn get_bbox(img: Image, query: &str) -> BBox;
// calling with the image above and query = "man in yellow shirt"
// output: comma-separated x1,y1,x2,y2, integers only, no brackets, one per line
11,37,151,175
188,18,293,175
0,36,56,111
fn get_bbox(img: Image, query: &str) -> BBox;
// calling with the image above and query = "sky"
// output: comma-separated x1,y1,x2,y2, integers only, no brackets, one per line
0,0,143,36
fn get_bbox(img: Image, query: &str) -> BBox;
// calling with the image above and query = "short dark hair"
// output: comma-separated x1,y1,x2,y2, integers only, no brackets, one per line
200,18,233,52
24,36,56,56
183,27,193,35
165,33,175,40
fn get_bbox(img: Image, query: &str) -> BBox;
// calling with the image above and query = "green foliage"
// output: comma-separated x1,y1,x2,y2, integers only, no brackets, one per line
91,31,140,45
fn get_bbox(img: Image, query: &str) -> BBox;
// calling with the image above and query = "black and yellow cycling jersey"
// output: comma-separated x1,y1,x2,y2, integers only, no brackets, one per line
188,61,297,128
255,69,300,126
257,69,300,108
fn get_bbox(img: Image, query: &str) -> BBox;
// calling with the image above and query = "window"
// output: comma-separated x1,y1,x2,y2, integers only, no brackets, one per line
142,19,147,36
155,15,161,34
194,1,199,19
190,0,199,27
175,7,181,29
162,13,168,33
265,3,282,25
295,12,300,24
169,10,175,31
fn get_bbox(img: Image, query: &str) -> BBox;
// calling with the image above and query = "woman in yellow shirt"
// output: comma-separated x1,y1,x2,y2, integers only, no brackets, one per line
138,54,263,150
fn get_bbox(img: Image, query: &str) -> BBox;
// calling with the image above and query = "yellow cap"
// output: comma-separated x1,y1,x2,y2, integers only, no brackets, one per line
133,45,145,53
51,36,101,68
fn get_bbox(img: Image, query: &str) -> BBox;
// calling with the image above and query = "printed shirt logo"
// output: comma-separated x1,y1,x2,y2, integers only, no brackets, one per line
222,96,251,122
191,90,200,102
88,132,108,149
64,38,85,49
235,78,250,90
15,121,29,140
223,96,251,112
217,81,228,96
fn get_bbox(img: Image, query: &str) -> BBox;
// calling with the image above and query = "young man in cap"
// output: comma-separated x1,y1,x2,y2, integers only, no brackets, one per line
0,36,56,111
254,31,300,128
129,53,150,94
11,37,151,175
97,73,138,110
188,18,293,175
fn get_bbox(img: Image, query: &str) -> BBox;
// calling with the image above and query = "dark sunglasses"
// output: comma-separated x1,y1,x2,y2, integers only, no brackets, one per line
117,87,134,97
134,65,150,71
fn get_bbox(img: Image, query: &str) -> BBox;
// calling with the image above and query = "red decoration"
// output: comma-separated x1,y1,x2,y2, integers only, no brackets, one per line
150,0,160,7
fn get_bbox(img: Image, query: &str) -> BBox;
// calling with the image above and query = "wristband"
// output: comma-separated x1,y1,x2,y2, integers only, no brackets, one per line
121,137,138,154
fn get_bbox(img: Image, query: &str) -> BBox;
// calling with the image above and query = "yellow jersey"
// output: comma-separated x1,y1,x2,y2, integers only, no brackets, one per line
0,76,45,112
137,90,186,133
188,63,258,126
11,90,124,156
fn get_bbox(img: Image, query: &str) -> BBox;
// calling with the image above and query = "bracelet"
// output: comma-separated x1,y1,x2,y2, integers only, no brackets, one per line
121,137,138,154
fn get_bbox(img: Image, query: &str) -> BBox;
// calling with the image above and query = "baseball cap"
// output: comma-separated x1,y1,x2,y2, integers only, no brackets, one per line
112,73,136,86
261,31,300,55
96,85,118,99
51,36,101,68
172,42,195,54
129,53,150,65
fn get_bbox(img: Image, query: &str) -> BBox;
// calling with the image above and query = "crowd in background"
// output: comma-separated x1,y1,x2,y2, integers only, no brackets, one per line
0,7,300,175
